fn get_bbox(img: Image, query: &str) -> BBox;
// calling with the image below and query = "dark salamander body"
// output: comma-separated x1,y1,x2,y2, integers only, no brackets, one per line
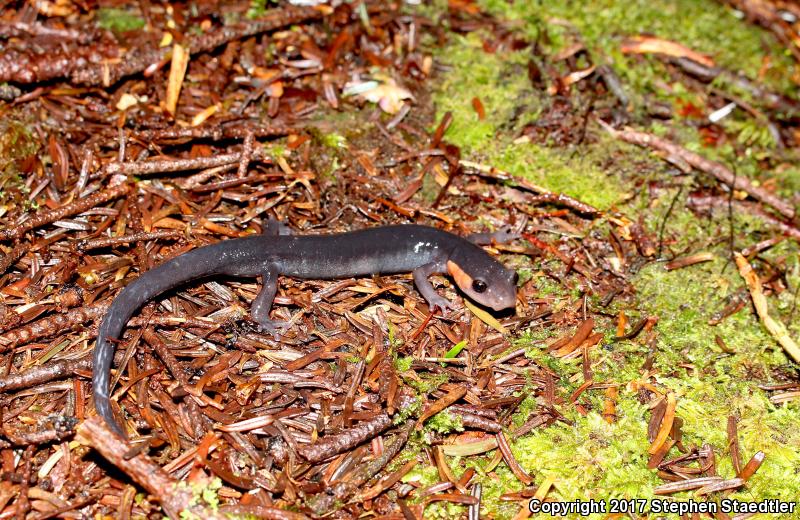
93,224,518,435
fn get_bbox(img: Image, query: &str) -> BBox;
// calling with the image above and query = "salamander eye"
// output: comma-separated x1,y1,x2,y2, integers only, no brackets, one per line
512,272,519,284
472,280,487,293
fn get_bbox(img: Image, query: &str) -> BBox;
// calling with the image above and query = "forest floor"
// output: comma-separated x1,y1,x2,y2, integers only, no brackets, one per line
0,0,798,518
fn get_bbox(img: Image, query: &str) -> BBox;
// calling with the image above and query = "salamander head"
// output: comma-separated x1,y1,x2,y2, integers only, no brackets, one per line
447,246,517,312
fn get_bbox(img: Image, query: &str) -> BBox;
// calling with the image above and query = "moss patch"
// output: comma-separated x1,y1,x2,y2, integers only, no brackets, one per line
631,253,800,500
96,8,146,33
433,32,625,210
425,0,800,517
479,0,795,99
0,117,38,211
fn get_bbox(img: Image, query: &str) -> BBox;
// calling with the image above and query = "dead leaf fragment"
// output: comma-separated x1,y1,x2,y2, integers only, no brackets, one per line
116,93,141,111
648,392,676,454
343,75,413,114
464,299,508,334
621,36,715,68
734,253,800,363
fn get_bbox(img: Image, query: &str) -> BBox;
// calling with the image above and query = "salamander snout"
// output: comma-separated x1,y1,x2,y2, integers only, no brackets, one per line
486,270,518,311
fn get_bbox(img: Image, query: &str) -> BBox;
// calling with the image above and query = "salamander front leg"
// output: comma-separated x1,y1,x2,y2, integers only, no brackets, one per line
413,262,455,314
251,267,290,336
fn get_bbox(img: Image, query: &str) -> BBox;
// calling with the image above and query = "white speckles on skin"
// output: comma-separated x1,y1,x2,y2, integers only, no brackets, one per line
413,241,434,253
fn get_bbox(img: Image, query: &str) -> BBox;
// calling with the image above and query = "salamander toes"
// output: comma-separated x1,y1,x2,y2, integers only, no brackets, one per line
256,318,291,338
497,225,522,242
427,295,455,314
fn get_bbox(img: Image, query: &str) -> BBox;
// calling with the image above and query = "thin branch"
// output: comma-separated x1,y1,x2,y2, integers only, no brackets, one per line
599,121,796,220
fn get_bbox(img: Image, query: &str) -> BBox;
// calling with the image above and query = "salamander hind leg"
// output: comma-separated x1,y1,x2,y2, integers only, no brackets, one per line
466,224,522,246
262,219,292,236
250,267,290,337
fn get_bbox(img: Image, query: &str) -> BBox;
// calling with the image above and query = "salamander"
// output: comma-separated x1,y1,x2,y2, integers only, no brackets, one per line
92,224,519,436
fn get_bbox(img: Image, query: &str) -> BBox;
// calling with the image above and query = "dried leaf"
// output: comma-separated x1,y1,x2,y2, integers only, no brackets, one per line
343,75,413,114
463,299,508,334
621,36,715,67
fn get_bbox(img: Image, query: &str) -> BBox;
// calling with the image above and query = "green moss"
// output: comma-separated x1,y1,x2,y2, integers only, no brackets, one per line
433,33,531,144
403,372,449,395
457,409,660,519
494,138,627,209
420,0,800,517
518,412,656,497
318,131,348,150
404,462,439,485
305,119,356,181
176,477,222,519
265,142,288,161
0,120,36,175
395,355,413,373
432,33,625,209
479,0,795,98
635,251,796,369
628,252,800,502
247,0,277,19
0,118,37,210
424,501,469,519
470,0,796,200
96,8,146,33
394,396,423,425
527,271,572,300
427,410,465,434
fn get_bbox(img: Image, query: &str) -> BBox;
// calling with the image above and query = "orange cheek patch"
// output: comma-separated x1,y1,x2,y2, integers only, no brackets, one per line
447,260,474,291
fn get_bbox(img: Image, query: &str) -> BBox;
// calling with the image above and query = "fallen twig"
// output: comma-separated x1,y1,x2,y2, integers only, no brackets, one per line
722,0,800,64
734,253,800,363
127,123,295,143
687,193,800,240
78,230,184,250
459,159,600,216
96,149,270,179
599,121,796,219
307,423,414,515
0,184,129,242
77,417,231,520
0,356,92,392
70,7,325,86
672,57,800,117
0,302,110,348
298,413,393,463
